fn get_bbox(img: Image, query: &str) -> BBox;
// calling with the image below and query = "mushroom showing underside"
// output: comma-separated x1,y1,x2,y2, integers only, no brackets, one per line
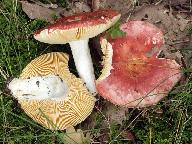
96,21,182,108
8,52,96,130
34,9,121,95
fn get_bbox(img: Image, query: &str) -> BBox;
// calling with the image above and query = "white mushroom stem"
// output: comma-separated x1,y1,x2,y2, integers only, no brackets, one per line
69,39,97,95
8,75,69,100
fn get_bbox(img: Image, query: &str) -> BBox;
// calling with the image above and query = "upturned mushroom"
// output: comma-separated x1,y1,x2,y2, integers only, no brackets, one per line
96,21,182,108
8,52,96,130
34,9,121,95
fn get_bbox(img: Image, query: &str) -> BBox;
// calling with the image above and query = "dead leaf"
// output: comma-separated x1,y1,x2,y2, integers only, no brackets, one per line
20,1,91,23
121,130,136,141
20,1,62,23
74,2,91,12
98,0,133,21
60,2,91,17
97,133,109,143
176,14,189,31
30,0,58,8
103,102,128,125
169,0,188,6
163,50,183,62
63,126,92,144
131,5,178,37
155,108,163,114
91,0,100,11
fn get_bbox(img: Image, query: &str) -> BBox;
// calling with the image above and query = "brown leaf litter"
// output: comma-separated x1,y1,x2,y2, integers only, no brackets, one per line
63,126,92,144
20,0,91,23
20,1,62,23
102,101,128,125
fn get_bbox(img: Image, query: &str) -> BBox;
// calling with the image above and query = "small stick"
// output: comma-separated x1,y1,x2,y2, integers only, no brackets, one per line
167,40,190,45
181,57,187,69
30,0,58,8
0,66,8,80
155,0,163,5
92,0,100,11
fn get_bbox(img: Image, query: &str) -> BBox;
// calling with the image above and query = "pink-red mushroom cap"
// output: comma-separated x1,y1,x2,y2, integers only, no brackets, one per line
96,21,182,108
34,9,121,44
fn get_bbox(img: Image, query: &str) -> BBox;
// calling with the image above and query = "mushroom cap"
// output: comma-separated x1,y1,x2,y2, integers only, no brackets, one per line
18,52,96,130
119,21,164,57
96,21,181,108
34,9,121,44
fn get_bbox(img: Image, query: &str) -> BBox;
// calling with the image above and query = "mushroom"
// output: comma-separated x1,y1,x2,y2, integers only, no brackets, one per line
8,52,96,130
96,21,182,108
34,9,121,95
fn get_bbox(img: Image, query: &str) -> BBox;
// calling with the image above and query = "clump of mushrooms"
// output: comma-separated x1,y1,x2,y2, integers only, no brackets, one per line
34,9,121,95
8,52,96,130
96,21,182,108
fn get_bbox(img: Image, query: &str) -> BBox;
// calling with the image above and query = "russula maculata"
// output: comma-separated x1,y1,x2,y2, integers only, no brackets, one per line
8,52,96,130
96,21,182,108
34,9,121,95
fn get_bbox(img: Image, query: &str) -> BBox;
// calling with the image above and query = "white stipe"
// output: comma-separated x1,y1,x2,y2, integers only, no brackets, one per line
70,39,97,95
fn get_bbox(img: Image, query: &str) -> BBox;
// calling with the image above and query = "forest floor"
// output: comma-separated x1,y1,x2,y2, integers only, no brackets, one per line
0,0,192,143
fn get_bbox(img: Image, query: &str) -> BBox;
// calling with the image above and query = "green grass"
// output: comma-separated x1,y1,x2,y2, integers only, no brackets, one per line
0,0,192,143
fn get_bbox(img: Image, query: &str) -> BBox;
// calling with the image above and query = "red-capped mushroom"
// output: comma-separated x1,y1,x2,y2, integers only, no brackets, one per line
96,21,182,108
34,9,121,95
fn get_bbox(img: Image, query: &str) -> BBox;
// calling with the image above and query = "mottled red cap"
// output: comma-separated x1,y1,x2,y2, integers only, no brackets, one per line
97,21,181,108
34,9,121,44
